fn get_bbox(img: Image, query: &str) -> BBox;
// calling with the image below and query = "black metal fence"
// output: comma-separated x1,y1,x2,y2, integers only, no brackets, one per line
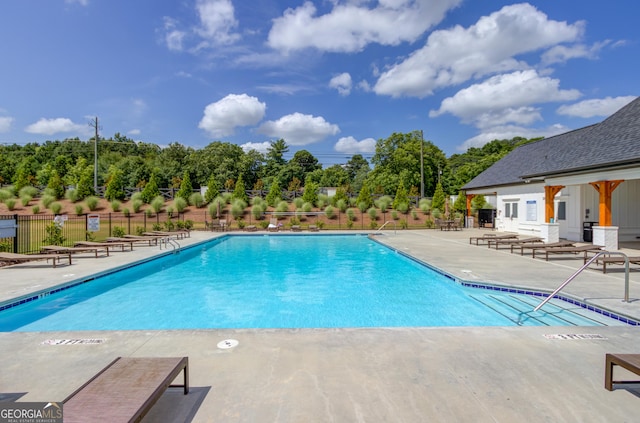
0,212,185,254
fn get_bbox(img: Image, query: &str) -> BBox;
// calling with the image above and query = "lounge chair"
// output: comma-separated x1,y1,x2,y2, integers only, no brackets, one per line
122,234,167,246
291,225,301,232
146,230,190,239
41,245,109,258
510,241,574,255
469,234,517,245
63,357,189,423
594,255,640,273
267,218,280,232
74,240,132,252
487,237,543,249
206,219,226,232
105,237,150,249
532,244,603,261
605,353,640,391
0,252,71,268
308,224,319,232
244,225,257,232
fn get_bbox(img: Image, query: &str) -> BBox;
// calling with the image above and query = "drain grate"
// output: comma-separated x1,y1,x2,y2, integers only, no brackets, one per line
42,338,105,345
543,334,607,340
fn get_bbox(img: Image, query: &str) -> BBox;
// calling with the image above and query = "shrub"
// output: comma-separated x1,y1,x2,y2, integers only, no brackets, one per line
19,186,38,198
221,192,232,203
396,202,410,214
346,208,356,221
302,202,313,214
357,201,368,213
112,226,126,237
251,196,264,206
85,196,99,211
411,210,419,220
130,192,143,202
0,240,12,252
259,220,270,230
399,218,408,229
419,198,431,213
275,201,289,213
252,205,264,220
132,199,143,213
135,226,145,235
85,231,96,242
325,205,335,219
346,219,354,229
151,196,165,213
20,194,32,206
145,209,153,218
369,220,378,230
5,199,16,210
236,219,246,229
189,193,204,208
231,201,245,220
50,202,62,214
336,199,348,212
425,219,434,229
293,197,304,208
184,219,194,230
375,195,393,212
65,188,80,203
368,207,377,221
41,194,55,208
43,222,66,245
0,189,14,202
123,208,130,217
163,220,175,231
31,205,40,214
75,204,84,215
167,206,174,217
111,200,121,212
174,197,188,213
391,210,399,220
152,223,162,231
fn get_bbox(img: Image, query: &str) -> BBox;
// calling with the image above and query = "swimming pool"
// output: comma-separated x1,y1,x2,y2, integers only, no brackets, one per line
0,235,628,331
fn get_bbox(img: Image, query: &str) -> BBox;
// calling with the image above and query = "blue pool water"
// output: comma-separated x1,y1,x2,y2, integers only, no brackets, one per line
0,235,623,331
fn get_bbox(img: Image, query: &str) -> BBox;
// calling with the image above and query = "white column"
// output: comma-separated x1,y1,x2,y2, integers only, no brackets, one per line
540,223,559,243
593,226,618,250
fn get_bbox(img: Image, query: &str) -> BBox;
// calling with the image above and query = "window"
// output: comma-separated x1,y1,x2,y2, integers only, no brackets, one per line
557,202,566,221
504,202,518,218
505,203,511,218
511,203,518,218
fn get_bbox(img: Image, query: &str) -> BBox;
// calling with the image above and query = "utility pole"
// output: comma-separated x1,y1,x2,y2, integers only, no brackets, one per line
419,130,424,198
89,117,100,194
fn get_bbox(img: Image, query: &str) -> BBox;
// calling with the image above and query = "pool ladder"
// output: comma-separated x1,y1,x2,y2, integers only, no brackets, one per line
534,251,630,312
160,237,181,253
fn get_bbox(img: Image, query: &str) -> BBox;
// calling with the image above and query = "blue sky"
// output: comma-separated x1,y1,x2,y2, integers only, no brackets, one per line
0,0,638,166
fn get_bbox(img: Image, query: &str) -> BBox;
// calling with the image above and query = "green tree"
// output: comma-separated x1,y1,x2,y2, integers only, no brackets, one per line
265,179,282,207
431,182,445,211
176,171,193,201
47,170,65,200
204,174,219,204
232,174,249,203
104,165,126,201
392,181,409,210
452,191,467,213
302,178,319,206
356,180,374,209
141,172,160,203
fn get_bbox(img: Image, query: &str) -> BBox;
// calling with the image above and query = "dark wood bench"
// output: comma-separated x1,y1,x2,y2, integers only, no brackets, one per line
63,357,189,422
605,353,640,390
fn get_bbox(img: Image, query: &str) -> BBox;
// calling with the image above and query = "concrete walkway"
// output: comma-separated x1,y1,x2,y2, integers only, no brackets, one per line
1,229,639,422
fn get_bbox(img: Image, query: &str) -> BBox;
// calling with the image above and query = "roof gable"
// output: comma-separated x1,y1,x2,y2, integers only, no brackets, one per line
463,96,640,190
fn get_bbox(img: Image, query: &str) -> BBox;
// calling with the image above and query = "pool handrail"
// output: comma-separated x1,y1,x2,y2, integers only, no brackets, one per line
533,251,630,312
375,221,396,235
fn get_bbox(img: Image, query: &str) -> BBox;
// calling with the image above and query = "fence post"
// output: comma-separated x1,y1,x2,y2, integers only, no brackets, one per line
84,214,88,240
13,214,18,253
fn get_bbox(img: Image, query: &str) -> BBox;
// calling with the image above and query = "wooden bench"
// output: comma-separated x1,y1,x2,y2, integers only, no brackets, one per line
63,357,189,423
605,353,640,390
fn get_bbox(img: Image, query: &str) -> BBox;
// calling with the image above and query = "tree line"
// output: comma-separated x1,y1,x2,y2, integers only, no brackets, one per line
0,131,537,203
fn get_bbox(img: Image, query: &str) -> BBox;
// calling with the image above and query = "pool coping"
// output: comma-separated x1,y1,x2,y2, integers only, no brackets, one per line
2,232,638,327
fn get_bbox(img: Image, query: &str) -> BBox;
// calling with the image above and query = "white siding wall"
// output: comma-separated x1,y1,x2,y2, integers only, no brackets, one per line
494,183,545,235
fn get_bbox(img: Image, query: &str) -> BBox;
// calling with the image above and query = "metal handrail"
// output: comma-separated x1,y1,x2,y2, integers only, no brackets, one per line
160,237,181,252
375,220,396,235
534,251,630,312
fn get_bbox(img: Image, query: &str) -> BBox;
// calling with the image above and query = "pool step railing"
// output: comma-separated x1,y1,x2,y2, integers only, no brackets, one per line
533,251,630,312
375,221,396,234
160,237,181,253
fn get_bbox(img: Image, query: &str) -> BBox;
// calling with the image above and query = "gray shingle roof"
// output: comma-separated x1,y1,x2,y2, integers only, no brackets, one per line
463,96,640,190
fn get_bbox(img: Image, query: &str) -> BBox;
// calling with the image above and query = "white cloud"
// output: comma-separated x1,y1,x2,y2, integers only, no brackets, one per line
25,118,86,136
374,3,584,98
198,94,266,137
458,124,569,151
541,41,610,65
240,141,271,153
162,0,239,52
65,0,88,5
557,96,637,118
257,112,340,145
334,136,376,154
0,116,14,132
128,129,141,136
268,0,462,53
430,70,581,123
195,0,240,46
329,73,352,96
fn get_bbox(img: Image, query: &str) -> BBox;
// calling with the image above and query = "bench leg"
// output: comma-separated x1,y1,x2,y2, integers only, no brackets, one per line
606,354,614,391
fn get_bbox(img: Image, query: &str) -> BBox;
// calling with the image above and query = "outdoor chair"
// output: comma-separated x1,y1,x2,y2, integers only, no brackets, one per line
0,252,72,268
